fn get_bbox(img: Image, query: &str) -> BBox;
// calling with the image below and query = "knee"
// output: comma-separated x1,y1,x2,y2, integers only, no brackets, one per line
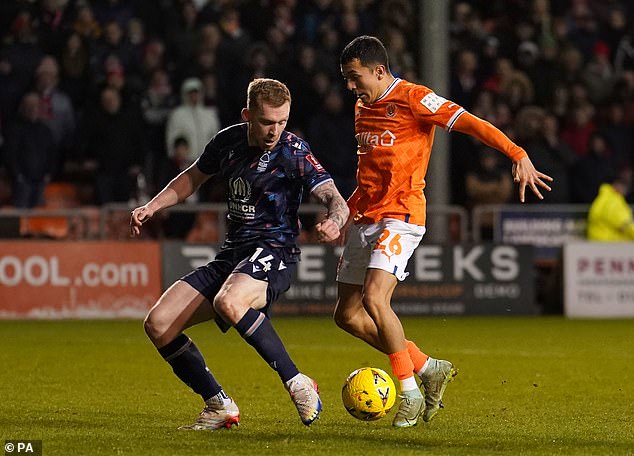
334,306,358,334
361,293,386,320
143,309,169,346
333,308,348,330
213,292,240,324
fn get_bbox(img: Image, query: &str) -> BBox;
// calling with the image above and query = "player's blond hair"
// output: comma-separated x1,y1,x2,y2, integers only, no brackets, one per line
247,78,291,111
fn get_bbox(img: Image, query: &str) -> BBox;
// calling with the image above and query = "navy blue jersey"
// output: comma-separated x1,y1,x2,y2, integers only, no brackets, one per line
195,123,333,259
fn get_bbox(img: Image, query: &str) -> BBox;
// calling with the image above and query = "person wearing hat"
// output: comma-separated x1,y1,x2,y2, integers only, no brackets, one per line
165,77,221,172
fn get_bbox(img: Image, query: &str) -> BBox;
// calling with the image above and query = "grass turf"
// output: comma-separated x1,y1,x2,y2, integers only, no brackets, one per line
0,317,632,455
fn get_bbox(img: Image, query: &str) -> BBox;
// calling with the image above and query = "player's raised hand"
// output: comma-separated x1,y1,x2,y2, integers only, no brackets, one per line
130,205,154,237
315,218,341,243
512,156,553,202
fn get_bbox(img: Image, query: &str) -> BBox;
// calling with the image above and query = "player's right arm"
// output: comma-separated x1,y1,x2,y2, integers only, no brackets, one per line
130,164,210,237
452,112,553,202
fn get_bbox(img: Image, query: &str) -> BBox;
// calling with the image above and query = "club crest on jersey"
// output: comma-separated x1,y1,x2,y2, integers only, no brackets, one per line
386,103,397,117
305,153,324,172
256,151,270,172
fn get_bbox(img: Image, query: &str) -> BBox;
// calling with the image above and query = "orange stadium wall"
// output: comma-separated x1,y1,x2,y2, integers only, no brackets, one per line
0,241,161,319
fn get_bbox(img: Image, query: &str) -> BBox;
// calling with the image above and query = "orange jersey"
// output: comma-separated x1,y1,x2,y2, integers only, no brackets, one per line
351,78,466,226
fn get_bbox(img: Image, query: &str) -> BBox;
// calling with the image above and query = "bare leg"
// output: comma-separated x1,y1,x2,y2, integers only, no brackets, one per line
334,281,385,351
144,280,214,348
361,268,405,354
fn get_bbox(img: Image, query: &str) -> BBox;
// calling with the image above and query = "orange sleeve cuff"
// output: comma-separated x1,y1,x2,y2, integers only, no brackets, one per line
453,112,528,162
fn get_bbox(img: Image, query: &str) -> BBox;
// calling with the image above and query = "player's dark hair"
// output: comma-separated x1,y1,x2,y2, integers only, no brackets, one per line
340,35,390,69
247,78,291,111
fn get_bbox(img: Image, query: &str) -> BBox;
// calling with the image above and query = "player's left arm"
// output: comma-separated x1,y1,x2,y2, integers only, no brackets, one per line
452,112,553,202
311,180,350,243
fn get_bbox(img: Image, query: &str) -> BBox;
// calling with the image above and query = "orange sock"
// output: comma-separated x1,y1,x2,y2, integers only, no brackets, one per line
406,340,429,374
388,349,415,381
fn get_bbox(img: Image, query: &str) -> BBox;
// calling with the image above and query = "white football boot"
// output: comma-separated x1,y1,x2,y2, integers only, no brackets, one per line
420,358,457,422
179,396,240,430
285,373,322,425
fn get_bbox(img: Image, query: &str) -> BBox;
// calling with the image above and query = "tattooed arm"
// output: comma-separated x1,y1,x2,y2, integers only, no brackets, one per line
311,180,350,243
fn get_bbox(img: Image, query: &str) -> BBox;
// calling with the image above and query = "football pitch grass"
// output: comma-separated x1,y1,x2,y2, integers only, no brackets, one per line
1,317,632,456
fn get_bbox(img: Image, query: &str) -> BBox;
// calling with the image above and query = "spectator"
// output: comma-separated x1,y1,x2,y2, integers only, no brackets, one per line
139,39,166,82
33,56,76,175
72,4,102,44
166,0,199,72
465,147,513,239
570,132,616,203
582,41,615,104
560,102,596,157
598,101,633,168
516,40,558,107
158,136,197,238
3,12,44,94
59,32,92,112
92,21,136,79
286,45,321,132
614,24,634,74
215,7,253,125
36,0,72,56
237,42,279,90
603,8,628,62
80,86,143,203
383,28,416,79
200,72,219,108
140,68,177,189
567,6,601,63
515,108,575,203
0,55,23,124
307,88,357,199
451,49,480,110
557,45,584,85
587,166,634,241
165,78,220,169
3,92,56,208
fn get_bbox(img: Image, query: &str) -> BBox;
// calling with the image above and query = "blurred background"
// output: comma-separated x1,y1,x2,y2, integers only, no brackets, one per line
1,0,633,318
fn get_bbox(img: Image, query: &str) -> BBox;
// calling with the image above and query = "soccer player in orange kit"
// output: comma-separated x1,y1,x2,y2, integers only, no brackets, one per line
334,35,553,428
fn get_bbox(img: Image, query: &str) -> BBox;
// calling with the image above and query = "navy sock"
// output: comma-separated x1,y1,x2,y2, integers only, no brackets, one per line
235,308,299,382
157,334,221,401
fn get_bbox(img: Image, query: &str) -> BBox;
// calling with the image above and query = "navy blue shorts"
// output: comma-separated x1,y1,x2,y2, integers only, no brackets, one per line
181,243,296,332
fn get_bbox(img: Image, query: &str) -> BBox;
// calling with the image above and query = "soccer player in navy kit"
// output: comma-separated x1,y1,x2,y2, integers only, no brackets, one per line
130,78,349,430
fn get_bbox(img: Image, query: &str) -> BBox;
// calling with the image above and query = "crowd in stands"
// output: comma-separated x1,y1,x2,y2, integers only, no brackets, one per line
0,0,633,239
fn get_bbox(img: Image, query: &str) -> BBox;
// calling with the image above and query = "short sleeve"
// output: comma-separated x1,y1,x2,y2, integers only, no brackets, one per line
195,136,222,175
291,138,333,191
409,85,466,131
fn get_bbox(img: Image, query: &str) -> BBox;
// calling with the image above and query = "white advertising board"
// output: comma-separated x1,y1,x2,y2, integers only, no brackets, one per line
564,242,634,317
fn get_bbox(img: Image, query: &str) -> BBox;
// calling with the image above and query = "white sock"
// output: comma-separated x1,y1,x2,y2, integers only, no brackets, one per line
400,375,420,393
285,373,302,388
418,357,433,377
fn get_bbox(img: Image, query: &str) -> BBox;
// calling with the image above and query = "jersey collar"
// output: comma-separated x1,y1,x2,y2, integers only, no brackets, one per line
375,78,401,103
